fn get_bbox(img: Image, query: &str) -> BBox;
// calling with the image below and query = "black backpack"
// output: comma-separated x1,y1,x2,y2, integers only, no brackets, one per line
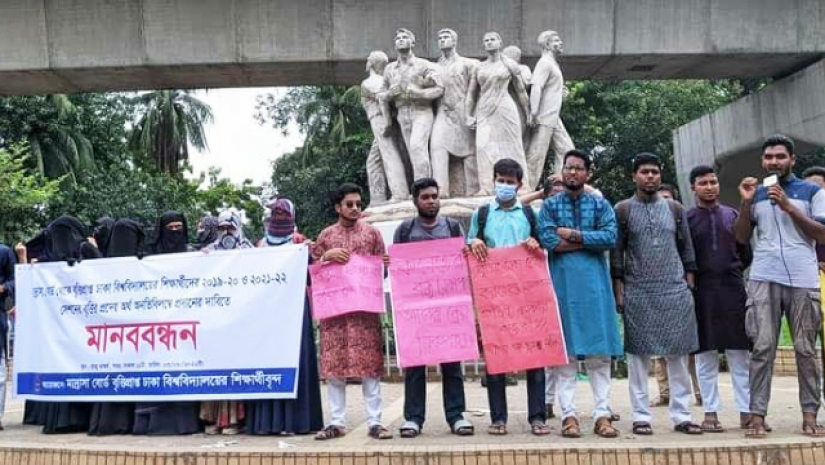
475,203,539,241
396,217,462,243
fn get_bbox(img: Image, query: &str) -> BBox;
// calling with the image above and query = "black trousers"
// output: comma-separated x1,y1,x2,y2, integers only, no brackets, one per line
486,368,545,424
403,362,466,428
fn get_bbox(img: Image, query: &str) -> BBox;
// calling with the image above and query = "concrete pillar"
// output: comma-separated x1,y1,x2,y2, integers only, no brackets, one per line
674,59,825,207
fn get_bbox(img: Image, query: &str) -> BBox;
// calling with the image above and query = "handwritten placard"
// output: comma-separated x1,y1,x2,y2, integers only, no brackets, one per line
469,246,567,374
309,254,385,320
389,238,478,367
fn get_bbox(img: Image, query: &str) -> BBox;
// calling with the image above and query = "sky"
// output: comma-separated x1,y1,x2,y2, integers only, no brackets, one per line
187,88,303,187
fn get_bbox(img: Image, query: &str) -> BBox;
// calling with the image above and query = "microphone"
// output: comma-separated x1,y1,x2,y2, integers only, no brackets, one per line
764,174,778,205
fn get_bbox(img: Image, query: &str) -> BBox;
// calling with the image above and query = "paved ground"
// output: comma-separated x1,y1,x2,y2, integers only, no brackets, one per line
0,374,820,452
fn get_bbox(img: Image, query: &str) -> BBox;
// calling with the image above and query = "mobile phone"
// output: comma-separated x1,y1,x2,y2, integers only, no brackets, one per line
763,174,778,188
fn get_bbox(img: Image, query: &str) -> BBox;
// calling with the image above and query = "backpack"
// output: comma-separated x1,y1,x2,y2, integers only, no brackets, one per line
396,217,462,243
475,203,539,242
615,198,684,253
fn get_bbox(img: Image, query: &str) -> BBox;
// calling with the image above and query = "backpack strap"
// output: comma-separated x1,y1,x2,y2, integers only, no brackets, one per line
521,204,539,240
446,218,462,238
397,218,416,244
476,204,490,241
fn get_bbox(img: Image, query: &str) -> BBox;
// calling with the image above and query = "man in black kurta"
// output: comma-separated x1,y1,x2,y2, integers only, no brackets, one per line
687,165,752,432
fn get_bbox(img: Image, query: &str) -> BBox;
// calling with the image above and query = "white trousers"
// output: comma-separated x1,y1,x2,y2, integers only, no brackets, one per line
327,377,382,427
545,367,557,404
557,357,612,420
629,354,693,425
695,350,750,414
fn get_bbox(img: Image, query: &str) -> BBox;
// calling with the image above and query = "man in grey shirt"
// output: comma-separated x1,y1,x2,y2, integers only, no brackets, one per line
392,178,473,438
734,134,825,438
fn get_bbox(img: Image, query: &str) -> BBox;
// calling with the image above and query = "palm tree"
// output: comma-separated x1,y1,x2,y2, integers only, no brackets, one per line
129,90,213,175
26,94,95,184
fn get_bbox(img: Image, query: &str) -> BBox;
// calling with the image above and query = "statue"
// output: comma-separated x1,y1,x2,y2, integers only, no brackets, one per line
526,30,574,187
431,28,480,198
361,51,409,205
502,45,533,150
383,28,444,182
466,32,532,195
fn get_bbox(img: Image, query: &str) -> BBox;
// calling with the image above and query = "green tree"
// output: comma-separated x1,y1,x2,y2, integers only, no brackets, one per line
129,90,213,175
0,94,95,183
0,143,60,243
257,87,371,237
194,168,265,240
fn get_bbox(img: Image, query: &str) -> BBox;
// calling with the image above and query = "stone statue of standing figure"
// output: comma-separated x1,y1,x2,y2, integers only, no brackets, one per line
361,51,410,205
526,30,574,187
466,32,532,195
431,28,480,198
383,28,444,183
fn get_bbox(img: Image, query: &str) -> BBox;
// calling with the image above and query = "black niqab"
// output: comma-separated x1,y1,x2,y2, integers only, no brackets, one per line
93,217,116,257
152,211,189,254
107,219,145,258
44,216,88,262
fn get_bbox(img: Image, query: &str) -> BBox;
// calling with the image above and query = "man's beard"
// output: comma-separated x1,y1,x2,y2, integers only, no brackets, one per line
564,182,582,191
417,207,439,219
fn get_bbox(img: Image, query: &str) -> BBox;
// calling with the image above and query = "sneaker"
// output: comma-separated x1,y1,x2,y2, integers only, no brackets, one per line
204,425,220,435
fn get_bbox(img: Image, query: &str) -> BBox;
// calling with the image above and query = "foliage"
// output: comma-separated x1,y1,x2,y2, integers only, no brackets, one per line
258,87,372,237
560,80,744,203
129,90,213,175
193,168,265,240
0,144,61,243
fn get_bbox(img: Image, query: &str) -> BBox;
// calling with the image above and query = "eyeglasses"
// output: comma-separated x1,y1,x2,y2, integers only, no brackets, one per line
562,166,587,173
344,201,363,209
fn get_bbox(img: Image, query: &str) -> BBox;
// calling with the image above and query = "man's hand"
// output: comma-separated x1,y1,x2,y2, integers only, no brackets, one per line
768,184,794,212
613,280,624,314
819,262,825,274
469,239,488,261
383,253,390,267
8,306,14,319
556,227,574,241
523,237,540,250
466,116,477,130
323,248,350,264
0,284,5,294
739,177,758,202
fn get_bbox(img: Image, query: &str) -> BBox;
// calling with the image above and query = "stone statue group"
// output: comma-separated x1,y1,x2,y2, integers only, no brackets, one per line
363,28,574,205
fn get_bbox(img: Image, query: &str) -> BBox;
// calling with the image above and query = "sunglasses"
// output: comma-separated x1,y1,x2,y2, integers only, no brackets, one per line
343,201,363,209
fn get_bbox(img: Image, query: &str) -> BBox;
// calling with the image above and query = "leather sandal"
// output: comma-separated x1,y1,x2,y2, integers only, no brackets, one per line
315,425,346,440
632,421,653,435
594,417,619,438
674,421,703,435
561,417,581,438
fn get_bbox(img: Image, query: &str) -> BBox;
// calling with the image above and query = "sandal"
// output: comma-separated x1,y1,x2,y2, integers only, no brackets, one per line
701,418,725,433
451,419,474,436
530,421,551,436
594,417,619,438
368,425,393,440
674,421,703,435
488,422,507,436
802,421,825,437
610,412,621,422
632,421,653,436
561,417,581,438
315,425,346,440
399,421,420,438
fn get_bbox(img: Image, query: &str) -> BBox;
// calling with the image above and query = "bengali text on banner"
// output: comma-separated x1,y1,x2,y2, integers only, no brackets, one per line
468,246,568,374
14,245,308,401
309,254,385,320
389,238,478,368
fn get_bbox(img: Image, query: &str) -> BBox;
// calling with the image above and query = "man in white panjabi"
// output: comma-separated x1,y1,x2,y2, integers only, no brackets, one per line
361,51,410,205
383,28,444,183
526,30,574,187
431,28,480,198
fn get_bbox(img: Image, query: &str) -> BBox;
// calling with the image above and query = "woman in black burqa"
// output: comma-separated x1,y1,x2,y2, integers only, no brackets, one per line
87,218,145,435
131,211,202,435
22,216,102,433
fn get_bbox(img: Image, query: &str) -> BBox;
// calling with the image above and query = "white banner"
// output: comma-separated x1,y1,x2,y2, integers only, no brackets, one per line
14,245,308,401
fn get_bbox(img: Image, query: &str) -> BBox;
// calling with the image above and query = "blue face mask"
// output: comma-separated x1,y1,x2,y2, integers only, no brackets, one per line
494,182,517,203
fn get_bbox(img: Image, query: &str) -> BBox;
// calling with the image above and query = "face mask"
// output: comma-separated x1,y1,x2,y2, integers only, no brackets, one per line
220,233,238,250
494,182,517,203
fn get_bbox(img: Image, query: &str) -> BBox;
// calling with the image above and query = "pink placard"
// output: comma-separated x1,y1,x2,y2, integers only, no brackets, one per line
309,254,385,320
468,246,567,374
389,237,479,367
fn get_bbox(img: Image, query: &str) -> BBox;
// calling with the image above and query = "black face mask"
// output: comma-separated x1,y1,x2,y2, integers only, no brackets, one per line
220,233,238,250
161,229,188,252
